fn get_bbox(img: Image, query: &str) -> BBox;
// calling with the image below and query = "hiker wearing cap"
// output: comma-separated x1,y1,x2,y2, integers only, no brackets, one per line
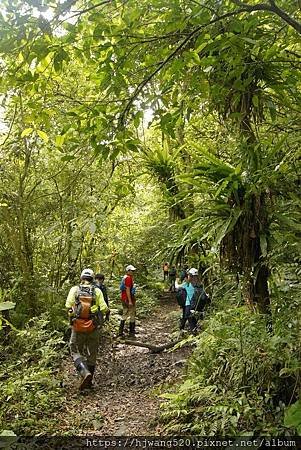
163,262,169,281
179,268,210,334
66,268,109,390
118,264,137,338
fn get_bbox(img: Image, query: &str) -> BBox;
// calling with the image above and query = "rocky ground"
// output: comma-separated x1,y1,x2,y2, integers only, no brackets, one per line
57,292,192,436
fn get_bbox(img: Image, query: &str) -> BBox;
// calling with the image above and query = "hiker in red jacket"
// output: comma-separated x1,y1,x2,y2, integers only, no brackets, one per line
118,264,137,338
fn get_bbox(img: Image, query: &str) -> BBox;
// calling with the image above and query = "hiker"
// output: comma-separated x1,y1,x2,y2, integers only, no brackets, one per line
66,268,109,391
163,262,169,281
178,267,210,334
118,264,137,338
94,273,110,321
168,265,177,292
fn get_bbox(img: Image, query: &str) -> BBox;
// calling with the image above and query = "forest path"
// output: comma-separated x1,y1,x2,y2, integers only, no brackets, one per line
57,291,191,435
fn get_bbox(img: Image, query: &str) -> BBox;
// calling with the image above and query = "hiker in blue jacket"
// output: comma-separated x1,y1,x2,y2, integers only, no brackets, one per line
179,267,210,334
179,267,198,334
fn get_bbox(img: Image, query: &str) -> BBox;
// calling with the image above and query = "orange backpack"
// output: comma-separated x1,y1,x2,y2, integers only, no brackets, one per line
72,285,96,333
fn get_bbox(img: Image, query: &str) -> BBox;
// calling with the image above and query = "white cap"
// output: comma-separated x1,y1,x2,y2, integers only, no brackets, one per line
126,264,136,271
188,268,198,276
80,268,94,278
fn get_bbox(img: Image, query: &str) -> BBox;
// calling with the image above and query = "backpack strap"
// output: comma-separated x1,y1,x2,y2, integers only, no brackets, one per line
90,285,96,305
75,285,80,304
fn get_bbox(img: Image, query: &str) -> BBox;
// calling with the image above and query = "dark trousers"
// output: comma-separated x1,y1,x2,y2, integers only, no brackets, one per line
180,305,197,331
169,277,176,292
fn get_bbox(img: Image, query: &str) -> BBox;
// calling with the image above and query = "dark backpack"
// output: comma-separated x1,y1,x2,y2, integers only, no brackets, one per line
191,285,210,312
169,268,176,277
176,287,187,307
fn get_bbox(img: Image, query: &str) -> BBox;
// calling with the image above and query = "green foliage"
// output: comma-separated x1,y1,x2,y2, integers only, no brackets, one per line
159,296,300,435
284,401,301,435
0,315,66,434
0,0,300,436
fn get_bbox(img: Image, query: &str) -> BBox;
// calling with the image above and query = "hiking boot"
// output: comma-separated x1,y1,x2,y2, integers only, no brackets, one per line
118,319,125,337
86,365,95,389
74,357,92,391
179,318,186,330
129,321,136,338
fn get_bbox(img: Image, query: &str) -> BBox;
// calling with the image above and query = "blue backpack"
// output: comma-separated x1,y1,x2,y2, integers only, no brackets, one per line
120,276,136,295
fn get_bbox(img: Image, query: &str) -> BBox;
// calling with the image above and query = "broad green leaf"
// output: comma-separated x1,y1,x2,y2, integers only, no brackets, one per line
0,430,17,436
55,135,65,147
284,401,301,433
0,301,16,311
252,95,259,107
260,233,267,257
37,130,49,142
21,127,33,138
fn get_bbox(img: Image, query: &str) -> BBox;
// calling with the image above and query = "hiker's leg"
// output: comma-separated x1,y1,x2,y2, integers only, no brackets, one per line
180,306,186,329
70,330,92,390
118,303,128,336
118,319,125,336
86,329,100,367
188,315,198,334
69,329,85,362
129,304,136,337
129,304,136,322
122,303,130,321
85,329,100,388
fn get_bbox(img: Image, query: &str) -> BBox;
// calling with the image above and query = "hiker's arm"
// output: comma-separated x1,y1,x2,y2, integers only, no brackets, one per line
126,286,132,305
65,286,77,309
175,279,185,290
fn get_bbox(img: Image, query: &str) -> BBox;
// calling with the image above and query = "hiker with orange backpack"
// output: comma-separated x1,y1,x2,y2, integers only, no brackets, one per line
66,268,109,391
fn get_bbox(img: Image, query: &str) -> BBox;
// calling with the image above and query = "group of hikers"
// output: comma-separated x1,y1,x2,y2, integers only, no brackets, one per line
66,263,210,391
66,265,137,391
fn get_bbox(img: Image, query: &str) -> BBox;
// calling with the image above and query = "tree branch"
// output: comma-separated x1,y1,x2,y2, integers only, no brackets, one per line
117,338,181,353
231,0,301,35
119,8,248,125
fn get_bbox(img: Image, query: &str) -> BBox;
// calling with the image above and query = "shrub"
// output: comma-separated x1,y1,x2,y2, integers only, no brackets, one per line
0,314,66,434
160,304,299,435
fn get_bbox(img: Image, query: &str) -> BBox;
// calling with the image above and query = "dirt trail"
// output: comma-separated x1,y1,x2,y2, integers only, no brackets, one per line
57,292,191,435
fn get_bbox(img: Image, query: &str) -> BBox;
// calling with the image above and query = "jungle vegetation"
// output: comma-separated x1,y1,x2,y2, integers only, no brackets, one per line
0,0,300,437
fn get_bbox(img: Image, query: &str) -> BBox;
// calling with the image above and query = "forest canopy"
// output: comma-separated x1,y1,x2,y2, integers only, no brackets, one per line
0,0,300,438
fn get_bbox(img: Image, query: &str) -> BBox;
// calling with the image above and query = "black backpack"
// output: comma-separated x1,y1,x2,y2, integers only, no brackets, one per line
176,287,187,307
191,285,210,312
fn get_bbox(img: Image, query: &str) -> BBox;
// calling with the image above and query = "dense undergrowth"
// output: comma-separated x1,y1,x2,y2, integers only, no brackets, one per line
159,273,301,436
0,316,66,434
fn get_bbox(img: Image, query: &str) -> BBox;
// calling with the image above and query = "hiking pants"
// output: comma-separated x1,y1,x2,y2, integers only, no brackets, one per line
69,328,100,366
122,302,136,322
180,305,197,331
169,277,176,292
